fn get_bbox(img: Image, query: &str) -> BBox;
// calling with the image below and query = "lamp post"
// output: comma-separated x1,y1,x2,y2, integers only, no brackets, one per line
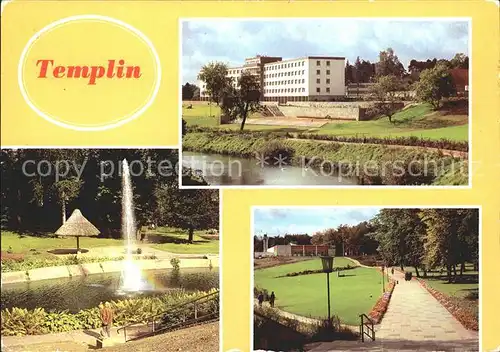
320,254,335,327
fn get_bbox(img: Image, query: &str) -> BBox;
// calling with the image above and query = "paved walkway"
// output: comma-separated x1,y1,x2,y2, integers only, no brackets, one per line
1,326,124,351
375,270,477,341
307,260,479,351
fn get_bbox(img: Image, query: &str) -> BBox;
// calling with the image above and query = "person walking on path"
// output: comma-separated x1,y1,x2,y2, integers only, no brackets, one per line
258,293,264,307
100,302,114,339
269,291,276,308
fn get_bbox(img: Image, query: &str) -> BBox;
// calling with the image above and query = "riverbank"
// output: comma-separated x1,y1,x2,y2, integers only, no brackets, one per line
183,131,468,185
1,256,219,284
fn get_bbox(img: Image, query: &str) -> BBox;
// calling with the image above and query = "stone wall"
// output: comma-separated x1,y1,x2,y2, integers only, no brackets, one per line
1,256,219,284
277,102,371,120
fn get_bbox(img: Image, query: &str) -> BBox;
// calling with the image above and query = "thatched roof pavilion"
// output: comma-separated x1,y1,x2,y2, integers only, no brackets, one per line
55,209,100,252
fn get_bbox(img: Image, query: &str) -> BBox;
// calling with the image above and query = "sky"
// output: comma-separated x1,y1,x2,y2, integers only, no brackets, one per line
181,19,469,83
253,207,381,236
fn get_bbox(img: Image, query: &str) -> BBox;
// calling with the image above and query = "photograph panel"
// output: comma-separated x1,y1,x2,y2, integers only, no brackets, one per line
181,18,470,188
252,206,479,351
0,149,220,352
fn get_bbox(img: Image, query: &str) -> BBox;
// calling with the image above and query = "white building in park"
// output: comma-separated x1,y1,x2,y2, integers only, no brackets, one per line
198,55,346,103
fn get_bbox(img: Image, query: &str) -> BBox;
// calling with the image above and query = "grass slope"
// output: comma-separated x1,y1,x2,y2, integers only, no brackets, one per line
254,258,384,325
183,103,468,141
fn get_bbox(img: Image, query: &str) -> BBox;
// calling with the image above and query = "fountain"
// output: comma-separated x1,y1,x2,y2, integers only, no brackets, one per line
118,159,151,293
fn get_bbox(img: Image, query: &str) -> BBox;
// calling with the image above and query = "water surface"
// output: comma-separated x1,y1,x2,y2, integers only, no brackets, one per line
1,268,218,312
183,152,356,186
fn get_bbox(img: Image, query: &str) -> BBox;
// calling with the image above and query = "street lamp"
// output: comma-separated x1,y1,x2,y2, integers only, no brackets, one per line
320,254,335,326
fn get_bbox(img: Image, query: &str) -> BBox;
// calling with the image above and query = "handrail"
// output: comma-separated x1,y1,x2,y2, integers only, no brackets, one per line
117,290,219,335
117,290,219,342
359,313,375,342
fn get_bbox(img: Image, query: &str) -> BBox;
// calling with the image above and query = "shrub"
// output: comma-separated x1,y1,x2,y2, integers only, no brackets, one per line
1,289,219,336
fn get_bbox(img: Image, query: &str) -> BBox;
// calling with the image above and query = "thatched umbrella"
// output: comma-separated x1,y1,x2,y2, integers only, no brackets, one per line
55,209,100,252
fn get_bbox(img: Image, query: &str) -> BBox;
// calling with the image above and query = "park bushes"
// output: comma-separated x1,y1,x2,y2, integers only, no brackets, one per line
1,254,157,273
275,264,357,278
1,289,218,336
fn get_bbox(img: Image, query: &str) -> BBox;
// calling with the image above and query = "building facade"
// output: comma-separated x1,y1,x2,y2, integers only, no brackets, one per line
199,55,346,102
266,244,331,257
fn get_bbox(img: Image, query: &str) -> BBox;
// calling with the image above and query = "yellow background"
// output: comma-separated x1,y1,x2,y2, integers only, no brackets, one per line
1,0,499,351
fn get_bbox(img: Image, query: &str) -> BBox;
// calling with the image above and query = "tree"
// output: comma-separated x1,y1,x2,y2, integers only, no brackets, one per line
419,208,479,282
368,75,403,123
197,62,232,105
450,53,469,69
182,82,197,100
53,178,83,224
375,48,405,78
345,60,355,85
156,186,219,243
414,63,456,109
220,72,261,130
372,209,426,276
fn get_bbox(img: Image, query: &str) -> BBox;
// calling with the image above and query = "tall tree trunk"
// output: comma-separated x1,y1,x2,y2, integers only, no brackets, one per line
423,269,427,278
188,227,194,244
446,265,452,283
62,192,67,224
460,262,465,276
452,264,457,279
240,103,250,131
414,266,420,278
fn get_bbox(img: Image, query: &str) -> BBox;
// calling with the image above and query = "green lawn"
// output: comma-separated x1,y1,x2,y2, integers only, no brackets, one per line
147,227,219,254
1,231,123,259
402,265,478,300
254,257,385,325
310,104,468,141
183,103,469,141
1,227,219,258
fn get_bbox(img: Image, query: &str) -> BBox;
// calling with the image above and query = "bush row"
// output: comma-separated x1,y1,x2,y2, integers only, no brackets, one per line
275,264,357,278
417,278,478,331
1,254,157,273
185,126,468,152
1,289,219,336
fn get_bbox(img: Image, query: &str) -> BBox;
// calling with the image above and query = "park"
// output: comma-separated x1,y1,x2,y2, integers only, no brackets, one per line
253,207,479,351
1,149,220,352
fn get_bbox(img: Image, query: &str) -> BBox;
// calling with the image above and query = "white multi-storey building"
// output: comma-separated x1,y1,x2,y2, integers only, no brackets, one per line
198,55,346,102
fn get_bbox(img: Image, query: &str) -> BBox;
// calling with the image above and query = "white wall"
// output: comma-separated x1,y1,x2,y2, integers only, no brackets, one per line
307,58,345,97
263,58,308,98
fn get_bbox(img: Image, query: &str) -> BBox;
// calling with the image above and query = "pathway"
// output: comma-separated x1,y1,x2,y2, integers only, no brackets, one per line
375,270,477,341
308,260,478,351
1,326,123,351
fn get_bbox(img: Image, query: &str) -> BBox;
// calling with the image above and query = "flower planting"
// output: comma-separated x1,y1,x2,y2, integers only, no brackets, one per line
368,281,396,323
417,278,478,331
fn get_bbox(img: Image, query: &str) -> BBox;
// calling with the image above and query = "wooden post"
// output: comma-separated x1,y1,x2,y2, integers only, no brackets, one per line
76,236,80,252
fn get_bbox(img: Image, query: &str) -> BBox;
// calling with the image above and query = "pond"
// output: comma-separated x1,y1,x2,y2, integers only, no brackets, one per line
1,268,218,312
182,151,357,186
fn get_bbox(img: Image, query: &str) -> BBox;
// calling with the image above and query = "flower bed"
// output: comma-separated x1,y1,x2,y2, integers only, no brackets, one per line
368,280,396,324
417,278,478,331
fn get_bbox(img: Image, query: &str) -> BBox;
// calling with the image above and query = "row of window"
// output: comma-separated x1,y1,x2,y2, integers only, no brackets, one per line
265,70,305,78
265,61,305,70
265,87,306,94
264,87,332,94
265,79,306,86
